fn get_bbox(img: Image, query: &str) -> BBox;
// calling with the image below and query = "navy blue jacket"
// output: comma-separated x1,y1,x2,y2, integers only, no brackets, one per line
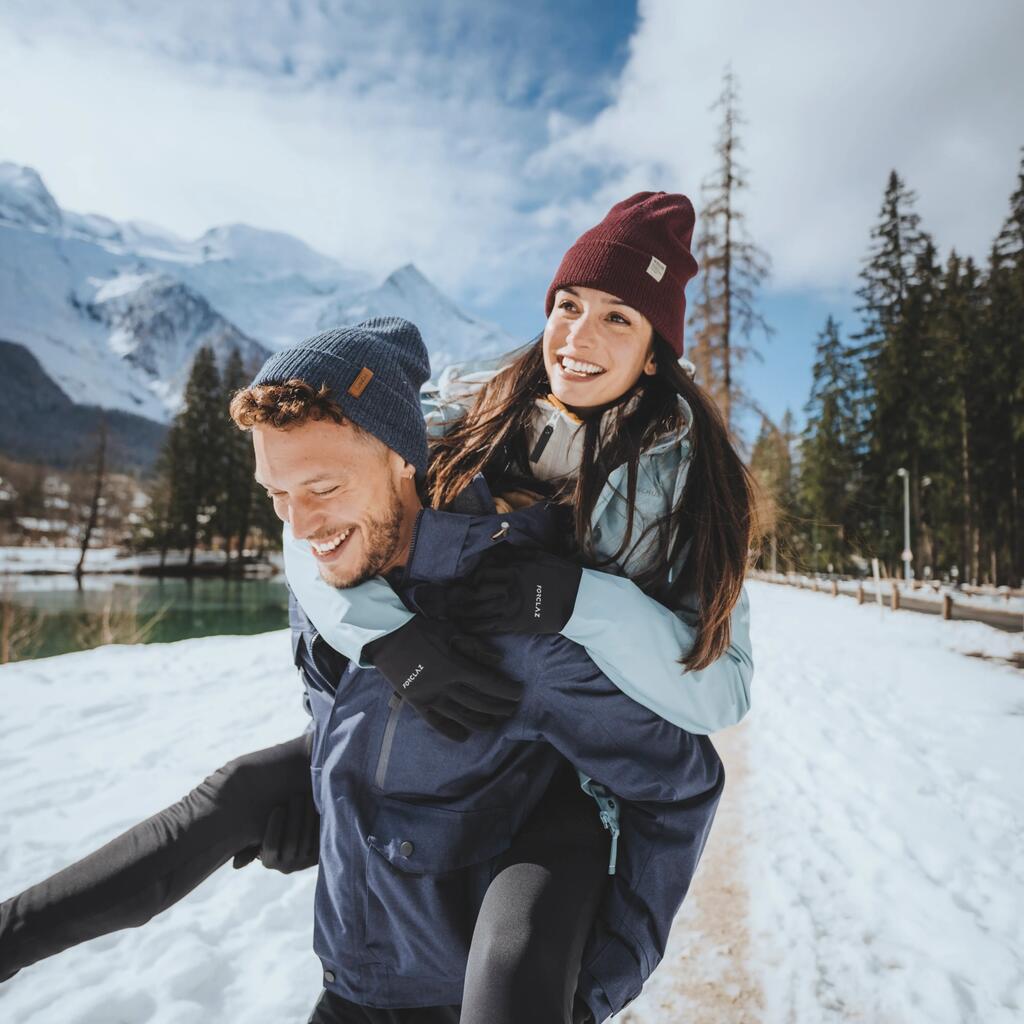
290,491,724,1020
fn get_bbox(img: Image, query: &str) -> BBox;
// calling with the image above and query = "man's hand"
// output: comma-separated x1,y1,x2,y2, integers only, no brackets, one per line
434,544,583,636
364,614,522,742
232,791,319,873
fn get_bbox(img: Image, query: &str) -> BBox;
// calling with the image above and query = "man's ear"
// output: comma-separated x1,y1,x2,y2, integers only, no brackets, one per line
390,448,416,480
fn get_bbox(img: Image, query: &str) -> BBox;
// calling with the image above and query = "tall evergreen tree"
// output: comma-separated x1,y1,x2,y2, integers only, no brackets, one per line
688,66,772,436
851,171,931,567
171,346,224,568
979,151,1024,583
798,316,859,570
217,348,256,563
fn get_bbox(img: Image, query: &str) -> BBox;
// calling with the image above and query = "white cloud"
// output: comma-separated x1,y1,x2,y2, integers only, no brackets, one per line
534,0,1024,292
1,0,1021,323
0,2,558,299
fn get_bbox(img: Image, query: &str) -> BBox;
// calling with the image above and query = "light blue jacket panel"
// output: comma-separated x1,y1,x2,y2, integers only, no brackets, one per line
283,359,754,732
563,572,752,734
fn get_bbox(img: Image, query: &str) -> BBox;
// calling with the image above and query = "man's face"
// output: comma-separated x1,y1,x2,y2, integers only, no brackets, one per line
252,417,419,588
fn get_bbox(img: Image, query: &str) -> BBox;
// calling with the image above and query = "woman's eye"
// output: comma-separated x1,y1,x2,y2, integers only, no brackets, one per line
608,312,629,325
557,300,578,312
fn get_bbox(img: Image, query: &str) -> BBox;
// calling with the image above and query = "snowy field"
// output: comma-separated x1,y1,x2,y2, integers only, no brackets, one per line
0,546,284,576
0,582,1021,1023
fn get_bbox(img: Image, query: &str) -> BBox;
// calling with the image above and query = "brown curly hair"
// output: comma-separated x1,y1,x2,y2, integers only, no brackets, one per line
229,378,366,435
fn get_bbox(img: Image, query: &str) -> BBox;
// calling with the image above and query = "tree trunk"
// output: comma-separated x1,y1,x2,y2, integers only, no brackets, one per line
75,421,108,587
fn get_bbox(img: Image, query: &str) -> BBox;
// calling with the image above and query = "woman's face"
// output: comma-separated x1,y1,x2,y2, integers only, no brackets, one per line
542,286,657,412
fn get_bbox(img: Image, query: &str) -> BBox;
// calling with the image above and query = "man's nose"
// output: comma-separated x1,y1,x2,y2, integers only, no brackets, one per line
288,499,319,541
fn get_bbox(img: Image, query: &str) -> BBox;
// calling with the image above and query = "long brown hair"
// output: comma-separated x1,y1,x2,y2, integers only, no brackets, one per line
427,336,757,671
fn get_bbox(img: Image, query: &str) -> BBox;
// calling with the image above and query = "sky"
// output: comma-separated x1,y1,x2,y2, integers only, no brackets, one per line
2,0,1023,437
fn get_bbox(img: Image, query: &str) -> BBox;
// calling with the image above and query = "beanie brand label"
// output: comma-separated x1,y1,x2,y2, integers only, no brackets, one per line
646,256,667,282
348,367,374,398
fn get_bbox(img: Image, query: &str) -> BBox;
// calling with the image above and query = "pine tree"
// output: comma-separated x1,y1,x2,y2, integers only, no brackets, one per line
217,348,256,564
170,346,224,568
797,316,859,570
850,171,930,567
688,66,772,436
979,151,1024,583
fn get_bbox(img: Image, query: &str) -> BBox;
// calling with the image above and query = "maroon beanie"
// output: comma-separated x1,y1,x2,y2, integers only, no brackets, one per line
544,191,698,357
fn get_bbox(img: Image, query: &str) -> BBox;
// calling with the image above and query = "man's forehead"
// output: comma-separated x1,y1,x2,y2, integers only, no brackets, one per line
251,422,360,488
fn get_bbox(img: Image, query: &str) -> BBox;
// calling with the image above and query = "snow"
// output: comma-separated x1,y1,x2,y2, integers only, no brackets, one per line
0,163,62,232
1,582,1021,1022
0,546,273,575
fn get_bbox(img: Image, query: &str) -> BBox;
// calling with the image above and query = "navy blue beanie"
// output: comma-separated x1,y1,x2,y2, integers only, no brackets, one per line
250,317,431,474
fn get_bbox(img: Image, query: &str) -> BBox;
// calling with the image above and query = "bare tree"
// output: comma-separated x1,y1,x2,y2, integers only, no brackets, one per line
75,418,108,585
688,66,773,436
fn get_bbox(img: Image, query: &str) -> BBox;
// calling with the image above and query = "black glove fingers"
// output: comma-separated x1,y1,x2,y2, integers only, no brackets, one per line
449,635,505,667
435,699,505,732
261,803,287,870
420,706,471,742
232,846,259,870
449,683,521,716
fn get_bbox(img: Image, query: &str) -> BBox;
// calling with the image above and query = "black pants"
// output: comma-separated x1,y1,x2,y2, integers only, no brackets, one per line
0,738,607,1023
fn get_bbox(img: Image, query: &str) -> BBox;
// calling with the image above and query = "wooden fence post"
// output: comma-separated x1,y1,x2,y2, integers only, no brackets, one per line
942,593,953,620
831,579,839,597
891,582,900,611
857,582,864,605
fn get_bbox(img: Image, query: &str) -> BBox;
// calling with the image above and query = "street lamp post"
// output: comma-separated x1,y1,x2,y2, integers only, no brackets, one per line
896,467,912,584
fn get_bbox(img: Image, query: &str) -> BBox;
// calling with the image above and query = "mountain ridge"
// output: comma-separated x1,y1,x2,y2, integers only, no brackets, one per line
0,161,516,427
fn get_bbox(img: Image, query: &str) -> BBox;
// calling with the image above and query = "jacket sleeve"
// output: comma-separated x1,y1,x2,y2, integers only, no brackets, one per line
282,523,413,667
560,573,753,734
519,640,725,1020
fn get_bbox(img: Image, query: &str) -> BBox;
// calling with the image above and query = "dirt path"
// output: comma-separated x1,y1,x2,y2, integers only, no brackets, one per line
620,720,764,1023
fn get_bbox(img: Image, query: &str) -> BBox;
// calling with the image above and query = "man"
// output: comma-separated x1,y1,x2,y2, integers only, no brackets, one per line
236,317,724,1023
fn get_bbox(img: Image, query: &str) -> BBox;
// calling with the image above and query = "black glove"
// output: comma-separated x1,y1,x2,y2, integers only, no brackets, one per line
364,613,522,742
436,544,583,635
232,790,320,873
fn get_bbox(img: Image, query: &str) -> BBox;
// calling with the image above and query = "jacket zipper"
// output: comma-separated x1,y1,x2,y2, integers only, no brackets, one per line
374,694,403,789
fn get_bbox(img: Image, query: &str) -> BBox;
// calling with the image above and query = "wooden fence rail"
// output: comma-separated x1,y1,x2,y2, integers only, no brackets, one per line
750,571,1024,634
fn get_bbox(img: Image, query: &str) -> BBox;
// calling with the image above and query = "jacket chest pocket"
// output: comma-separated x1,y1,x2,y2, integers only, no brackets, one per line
363,798,512,980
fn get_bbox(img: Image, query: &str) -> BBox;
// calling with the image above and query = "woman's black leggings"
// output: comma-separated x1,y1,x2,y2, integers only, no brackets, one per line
0,738,608,1023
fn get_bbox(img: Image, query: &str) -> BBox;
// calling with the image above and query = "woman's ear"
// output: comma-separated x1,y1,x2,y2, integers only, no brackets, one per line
643,349,658,376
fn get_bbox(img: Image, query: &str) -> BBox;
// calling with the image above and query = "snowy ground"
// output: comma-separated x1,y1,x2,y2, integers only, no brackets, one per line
0,546,284,576
0,582,1021,1022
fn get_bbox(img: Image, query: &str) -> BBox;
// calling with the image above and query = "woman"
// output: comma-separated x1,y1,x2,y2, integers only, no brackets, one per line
0,192,756,1023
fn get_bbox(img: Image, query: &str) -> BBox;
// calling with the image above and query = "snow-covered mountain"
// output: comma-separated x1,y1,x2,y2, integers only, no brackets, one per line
0,162,515,423
322,263,521,373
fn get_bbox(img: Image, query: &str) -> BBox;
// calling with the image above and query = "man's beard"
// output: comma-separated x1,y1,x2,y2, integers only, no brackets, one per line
318,477,405,589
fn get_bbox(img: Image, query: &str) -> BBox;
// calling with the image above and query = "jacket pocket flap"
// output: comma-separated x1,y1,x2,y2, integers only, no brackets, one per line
367,798,511,874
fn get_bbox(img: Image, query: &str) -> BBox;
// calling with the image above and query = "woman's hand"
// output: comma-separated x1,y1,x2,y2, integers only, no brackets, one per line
437,544,583,635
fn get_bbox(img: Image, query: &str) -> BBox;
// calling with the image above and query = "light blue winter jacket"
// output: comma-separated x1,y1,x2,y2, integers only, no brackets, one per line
284,359,753,736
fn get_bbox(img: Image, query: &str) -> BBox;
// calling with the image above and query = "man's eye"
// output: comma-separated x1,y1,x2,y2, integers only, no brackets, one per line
313,487,339,497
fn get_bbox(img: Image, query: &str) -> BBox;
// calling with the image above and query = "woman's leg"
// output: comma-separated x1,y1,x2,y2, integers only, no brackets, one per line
0,733,314,982
460,761,611,1024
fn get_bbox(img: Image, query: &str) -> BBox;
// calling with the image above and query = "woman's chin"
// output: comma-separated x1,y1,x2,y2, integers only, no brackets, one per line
549,377,614,412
